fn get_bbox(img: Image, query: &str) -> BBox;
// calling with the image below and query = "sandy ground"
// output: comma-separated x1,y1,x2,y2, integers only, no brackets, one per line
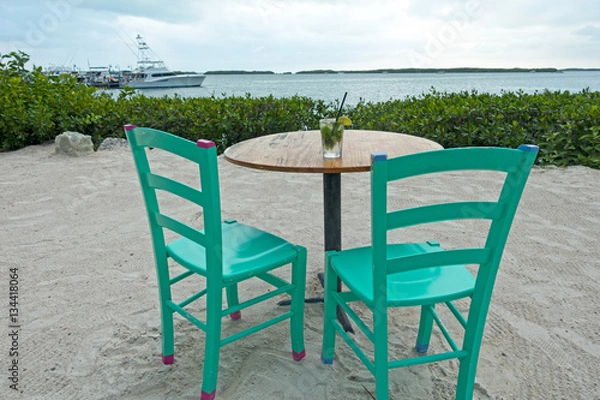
1,142,599,400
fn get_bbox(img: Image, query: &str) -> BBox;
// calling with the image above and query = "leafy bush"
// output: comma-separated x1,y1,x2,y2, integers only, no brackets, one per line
349,88,600,167
1,51,599,168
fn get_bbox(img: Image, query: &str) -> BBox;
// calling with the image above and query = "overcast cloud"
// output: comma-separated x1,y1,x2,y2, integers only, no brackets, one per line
1,0,599,72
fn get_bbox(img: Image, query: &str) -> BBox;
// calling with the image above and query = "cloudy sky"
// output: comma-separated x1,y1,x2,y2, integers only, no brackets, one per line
1,0,599,73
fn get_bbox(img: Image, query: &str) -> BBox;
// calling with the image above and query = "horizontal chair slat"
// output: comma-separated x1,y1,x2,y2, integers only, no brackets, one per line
332,319,375,374
387,248,492,274
130,127,205,163
144,173,206,206
388,350,468,369
429,305,460,352
221,284,294,317
178,288,207,308
167,300,207,331
387,201,505,230
331,291,374,343
386,147,524,181
152,213,206,247
221,312,293,346
446,301,467,329
169,270,195,285
257,272,294,289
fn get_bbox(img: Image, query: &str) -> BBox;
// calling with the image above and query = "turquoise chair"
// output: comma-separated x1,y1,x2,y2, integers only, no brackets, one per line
321,145,538,399
124,125,307,400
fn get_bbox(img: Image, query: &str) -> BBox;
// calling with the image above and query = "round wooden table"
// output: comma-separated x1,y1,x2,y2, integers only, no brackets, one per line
224,130,442,331
224,130,442,173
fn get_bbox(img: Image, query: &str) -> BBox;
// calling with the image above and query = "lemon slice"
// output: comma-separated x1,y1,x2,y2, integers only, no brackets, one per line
337,116,352,126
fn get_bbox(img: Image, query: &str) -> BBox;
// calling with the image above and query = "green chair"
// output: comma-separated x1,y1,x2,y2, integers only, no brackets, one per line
124,125,307,400
321,145,538,399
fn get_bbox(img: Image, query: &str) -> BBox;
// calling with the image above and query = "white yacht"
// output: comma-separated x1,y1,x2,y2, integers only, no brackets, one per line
122,35,205,89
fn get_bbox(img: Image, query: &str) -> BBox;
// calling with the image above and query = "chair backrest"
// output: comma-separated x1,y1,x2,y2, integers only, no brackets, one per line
124,125,224,280
370,145,538,303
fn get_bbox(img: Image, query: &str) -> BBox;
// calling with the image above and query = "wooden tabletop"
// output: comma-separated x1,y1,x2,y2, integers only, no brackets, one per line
224,130,443,173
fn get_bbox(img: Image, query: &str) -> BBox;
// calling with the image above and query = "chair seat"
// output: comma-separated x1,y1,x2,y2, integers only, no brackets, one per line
331,242,476,307
167,221,299,282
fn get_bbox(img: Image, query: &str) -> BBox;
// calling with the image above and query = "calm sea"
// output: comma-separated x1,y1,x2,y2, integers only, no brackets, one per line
135,71,600,105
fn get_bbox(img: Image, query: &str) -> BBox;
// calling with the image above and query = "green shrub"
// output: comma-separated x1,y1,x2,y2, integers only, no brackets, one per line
1,51,599,168
348,88,600,168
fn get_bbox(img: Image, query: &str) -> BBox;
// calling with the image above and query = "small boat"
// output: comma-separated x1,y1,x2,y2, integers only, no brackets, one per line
43,64,119,87
83,66,121,88
122,35,205,89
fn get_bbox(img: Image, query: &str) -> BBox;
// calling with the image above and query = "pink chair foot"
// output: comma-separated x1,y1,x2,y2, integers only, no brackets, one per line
201,390,216,400
230,311,241,320
293,350,306,361
162,354,174,364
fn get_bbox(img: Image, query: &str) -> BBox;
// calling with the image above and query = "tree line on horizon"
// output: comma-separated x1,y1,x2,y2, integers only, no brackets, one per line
202,67,600,75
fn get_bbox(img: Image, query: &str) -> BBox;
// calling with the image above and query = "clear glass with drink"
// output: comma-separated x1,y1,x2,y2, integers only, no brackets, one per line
320,118,346,158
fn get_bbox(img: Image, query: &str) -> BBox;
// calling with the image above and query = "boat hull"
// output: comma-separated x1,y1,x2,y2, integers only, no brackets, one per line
123,74,205,89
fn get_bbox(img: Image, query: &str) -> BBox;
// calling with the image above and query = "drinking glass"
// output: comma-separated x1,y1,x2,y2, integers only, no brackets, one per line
319,118,343,158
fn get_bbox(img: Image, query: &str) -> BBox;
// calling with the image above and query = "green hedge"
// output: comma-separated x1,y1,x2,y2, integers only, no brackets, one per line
1,51,599,168
348,89,600,167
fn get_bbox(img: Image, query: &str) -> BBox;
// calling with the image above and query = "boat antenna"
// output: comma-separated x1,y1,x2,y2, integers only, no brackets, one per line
111,28,139,58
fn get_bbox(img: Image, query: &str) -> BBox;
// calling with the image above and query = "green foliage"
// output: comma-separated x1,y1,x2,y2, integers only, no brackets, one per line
113,92,327,153
349,88,600,168
1,51,599,168
0,51,30,75
0,51,99,149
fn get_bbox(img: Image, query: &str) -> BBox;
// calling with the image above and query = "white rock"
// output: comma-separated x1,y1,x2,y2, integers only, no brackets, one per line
98,137,129,151
55,131,94,156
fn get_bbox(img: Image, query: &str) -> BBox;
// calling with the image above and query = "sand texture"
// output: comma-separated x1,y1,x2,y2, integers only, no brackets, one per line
1,143,599,399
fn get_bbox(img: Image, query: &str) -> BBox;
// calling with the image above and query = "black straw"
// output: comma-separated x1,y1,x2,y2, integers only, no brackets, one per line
329,92,348,135
334,92,348,121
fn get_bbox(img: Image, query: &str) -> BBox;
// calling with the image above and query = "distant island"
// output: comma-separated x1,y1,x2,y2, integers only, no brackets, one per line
297,67,562,74
561,68,600,72
204,70,275,75
203,67,600,75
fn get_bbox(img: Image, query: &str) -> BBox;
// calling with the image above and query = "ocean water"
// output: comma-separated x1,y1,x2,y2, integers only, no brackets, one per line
133,71,600,105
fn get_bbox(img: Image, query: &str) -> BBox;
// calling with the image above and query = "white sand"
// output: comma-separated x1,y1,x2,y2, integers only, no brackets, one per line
1,142,599,399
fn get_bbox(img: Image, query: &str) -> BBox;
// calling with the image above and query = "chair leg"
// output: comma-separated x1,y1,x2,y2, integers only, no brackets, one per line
321,252,338,364
416,305,434,353
290,246,307,361
201,289,223,400
156,258,175,364
226,283,241,320
455,355,478,400
160,300,175,364
373,301,389,400
455,321,486,399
